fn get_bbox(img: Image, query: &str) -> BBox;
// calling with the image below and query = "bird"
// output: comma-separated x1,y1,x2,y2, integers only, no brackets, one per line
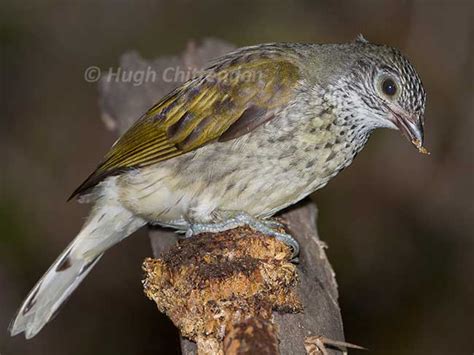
10,35,427,339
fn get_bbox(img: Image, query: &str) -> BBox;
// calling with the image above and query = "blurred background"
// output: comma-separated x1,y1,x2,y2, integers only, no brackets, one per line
1,1,472,354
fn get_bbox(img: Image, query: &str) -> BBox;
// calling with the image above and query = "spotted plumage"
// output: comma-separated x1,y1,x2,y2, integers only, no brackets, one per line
10,37,427,339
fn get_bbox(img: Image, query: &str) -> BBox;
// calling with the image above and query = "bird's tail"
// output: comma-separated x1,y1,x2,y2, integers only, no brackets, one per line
9,199,145,339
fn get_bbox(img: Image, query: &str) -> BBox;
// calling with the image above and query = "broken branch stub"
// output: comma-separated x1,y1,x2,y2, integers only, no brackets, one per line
143,228,301,354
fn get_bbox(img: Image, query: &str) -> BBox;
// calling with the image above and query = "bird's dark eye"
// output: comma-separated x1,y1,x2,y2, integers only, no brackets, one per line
382,78,397,96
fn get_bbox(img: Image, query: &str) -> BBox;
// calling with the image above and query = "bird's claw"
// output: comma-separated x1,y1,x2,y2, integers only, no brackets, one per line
181,212,300,260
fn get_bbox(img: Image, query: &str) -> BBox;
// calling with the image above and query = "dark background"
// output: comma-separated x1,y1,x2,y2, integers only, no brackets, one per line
1,1,472,354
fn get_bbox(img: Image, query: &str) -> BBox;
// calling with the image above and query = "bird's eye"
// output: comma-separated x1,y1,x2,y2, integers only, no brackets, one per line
382,78,397,96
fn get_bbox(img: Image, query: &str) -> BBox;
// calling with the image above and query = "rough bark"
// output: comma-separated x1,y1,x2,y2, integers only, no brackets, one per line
143,225,301,354
97,38,345,354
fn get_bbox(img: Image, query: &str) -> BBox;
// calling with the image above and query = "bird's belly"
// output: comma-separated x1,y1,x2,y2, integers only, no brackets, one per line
115,119,359,227
116,153,323,227
116,165,198,227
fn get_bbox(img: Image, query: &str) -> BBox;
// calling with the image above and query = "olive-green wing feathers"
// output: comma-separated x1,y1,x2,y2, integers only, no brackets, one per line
70,54,301,199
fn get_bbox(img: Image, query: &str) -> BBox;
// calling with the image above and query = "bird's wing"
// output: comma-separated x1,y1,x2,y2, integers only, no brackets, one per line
70,54,301,199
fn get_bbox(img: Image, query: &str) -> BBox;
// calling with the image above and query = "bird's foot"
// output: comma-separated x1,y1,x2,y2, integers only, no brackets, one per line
259,218,285,229
184,212,299,259
304,336,366,355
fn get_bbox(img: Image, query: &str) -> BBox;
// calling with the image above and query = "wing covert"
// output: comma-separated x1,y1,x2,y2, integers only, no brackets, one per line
70,54,301,199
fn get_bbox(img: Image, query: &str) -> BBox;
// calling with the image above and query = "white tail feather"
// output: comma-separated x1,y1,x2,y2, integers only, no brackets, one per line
9,199,145,339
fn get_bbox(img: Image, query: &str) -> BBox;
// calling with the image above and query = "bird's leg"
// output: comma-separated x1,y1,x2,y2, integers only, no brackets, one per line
185,211,299,258
259,218,285,229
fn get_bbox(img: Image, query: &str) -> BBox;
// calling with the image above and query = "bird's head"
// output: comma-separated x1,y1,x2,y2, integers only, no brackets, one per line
343,36,428,153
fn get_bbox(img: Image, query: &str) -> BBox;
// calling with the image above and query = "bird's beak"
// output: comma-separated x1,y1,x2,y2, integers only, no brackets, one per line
387,104,429,154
